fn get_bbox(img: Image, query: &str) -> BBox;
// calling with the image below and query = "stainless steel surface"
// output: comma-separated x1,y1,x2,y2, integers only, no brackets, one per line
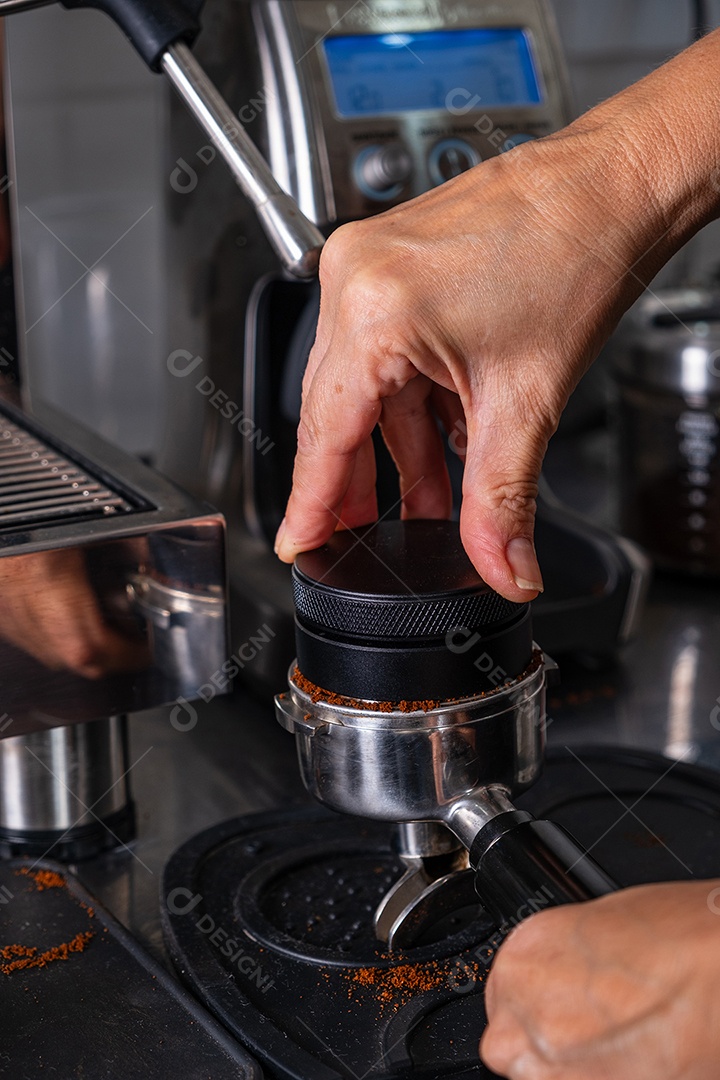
275,650,547,826
0,716,128,831
257,0,572,222
396,820,461,859
161,42,324,279
375,821,468,945
127,573,226,698
446,786,518,849
0,412,132,525
615,288,720,395
0,384,228,738
357,144,414,193
374,845,472,948
612,288,720,576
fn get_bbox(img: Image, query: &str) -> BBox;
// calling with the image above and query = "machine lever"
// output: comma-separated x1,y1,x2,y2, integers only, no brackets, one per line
469,809,618,931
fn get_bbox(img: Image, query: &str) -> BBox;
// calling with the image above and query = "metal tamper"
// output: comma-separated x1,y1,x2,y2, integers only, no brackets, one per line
275,520,617,947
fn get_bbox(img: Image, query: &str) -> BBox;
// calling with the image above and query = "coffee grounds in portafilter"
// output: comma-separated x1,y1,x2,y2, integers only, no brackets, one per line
290,665,514,713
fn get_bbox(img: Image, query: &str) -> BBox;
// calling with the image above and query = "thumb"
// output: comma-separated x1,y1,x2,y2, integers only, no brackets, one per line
459,402,549,603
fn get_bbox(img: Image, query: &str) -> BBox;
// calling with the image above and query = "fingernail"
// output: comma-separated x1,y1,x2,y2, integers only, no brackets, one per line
506,537,544,592
273,516,287,556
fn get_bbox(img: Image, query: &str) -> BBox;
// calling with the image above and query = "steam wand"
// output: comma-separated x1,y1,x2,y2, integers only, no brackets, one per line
0,0,325,277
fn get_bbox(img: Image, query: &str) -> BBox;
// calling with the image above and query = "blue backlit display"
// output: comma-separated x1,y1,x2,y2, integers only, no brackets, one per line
322,28,543,118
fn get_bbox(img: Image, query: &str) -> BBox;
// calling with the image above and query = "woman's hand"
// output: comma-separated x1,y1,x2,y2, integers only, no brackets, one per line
480,881,720,1079
275,30,720,599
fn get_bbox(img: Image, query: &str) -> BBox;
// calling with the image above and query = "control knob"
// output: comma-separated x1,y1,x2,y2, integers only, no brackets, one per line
355,143,413,199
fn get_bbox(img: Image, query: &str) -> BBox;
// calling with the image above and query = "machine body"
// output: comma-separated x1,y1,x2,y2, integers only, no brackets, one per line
0,383,228,857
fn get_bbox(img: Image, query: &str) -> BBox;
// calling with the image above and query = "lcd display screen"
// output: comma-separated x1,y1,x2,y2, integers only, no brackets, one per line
323,28,543,118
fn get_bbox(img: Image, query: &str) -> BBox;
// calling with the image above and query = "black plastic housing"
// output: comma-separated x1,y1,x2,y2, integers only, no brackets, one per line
62,0,204,70
469,810,617,930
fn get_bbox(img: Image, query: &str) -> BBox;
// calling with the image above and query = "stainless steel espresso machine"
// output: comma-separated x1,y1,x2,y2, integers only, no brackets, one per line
1,2,720,1078
160,0,649,694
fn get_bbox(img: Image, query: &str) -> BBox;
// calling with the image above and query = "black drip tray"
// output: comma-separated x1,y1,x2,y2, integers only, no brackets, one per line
162,747,720,1079
0,860,261,1078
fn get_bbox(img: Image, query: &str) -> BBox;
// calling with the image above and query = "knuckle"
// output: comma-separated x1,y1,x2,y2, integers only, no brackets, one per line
295,413,324,455
319,221,362,279
485,476,538,521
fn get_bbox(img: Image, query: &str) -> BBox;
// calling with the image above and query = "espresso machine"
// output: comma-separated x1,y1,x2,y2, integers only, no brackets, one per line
0,385,228,859
0,1,719,1076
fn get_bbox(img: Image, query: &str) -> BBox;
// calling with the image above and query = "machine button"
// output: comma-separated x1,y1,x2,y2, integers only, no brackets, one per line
501,133,537,153
354,144,413,201
428,138,480,186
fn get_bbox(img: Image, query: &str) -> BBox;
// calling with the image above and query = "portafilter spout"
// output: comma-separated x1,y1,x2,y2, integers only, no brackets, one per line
275,520,617,942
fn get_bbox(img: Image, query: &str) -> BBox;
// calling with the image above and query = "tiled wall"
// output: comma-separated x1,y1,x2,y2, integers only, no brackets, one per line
4,1,720,455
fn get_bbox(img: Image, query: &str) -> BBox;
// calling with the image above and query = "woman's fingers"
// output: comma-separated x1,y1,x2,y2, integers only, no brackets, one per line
336,437,379,531
275,361,381,559
458,383,550,601
379,376,453,520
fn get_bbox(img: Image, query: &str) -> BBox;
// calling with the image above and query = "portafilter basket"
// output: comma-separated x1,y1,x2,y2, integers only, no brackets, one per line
275,521,617,933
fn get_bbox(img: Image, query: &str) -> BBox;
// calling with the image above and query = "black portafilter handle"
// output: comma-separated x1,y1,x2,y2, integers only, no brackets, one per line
469,810,618,931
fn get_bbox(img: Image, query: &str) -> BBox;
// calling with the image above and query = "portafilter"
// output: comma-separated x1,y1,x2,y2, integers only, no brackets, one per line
275,520,617,943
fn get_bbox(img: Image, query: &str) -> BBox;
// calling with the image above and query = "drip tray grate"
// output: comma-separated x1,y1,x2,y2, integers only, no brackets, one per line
0,412,138,530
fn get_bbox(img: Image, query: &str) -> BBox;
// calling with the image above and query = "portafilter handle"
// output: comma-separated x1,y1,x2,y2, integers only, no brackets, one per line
467,808,618,931
0,0,325,279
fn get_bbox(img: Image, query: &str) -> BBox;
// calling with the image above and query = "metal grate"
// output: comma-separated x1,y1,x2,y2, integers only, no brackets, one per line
0,415,136,529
